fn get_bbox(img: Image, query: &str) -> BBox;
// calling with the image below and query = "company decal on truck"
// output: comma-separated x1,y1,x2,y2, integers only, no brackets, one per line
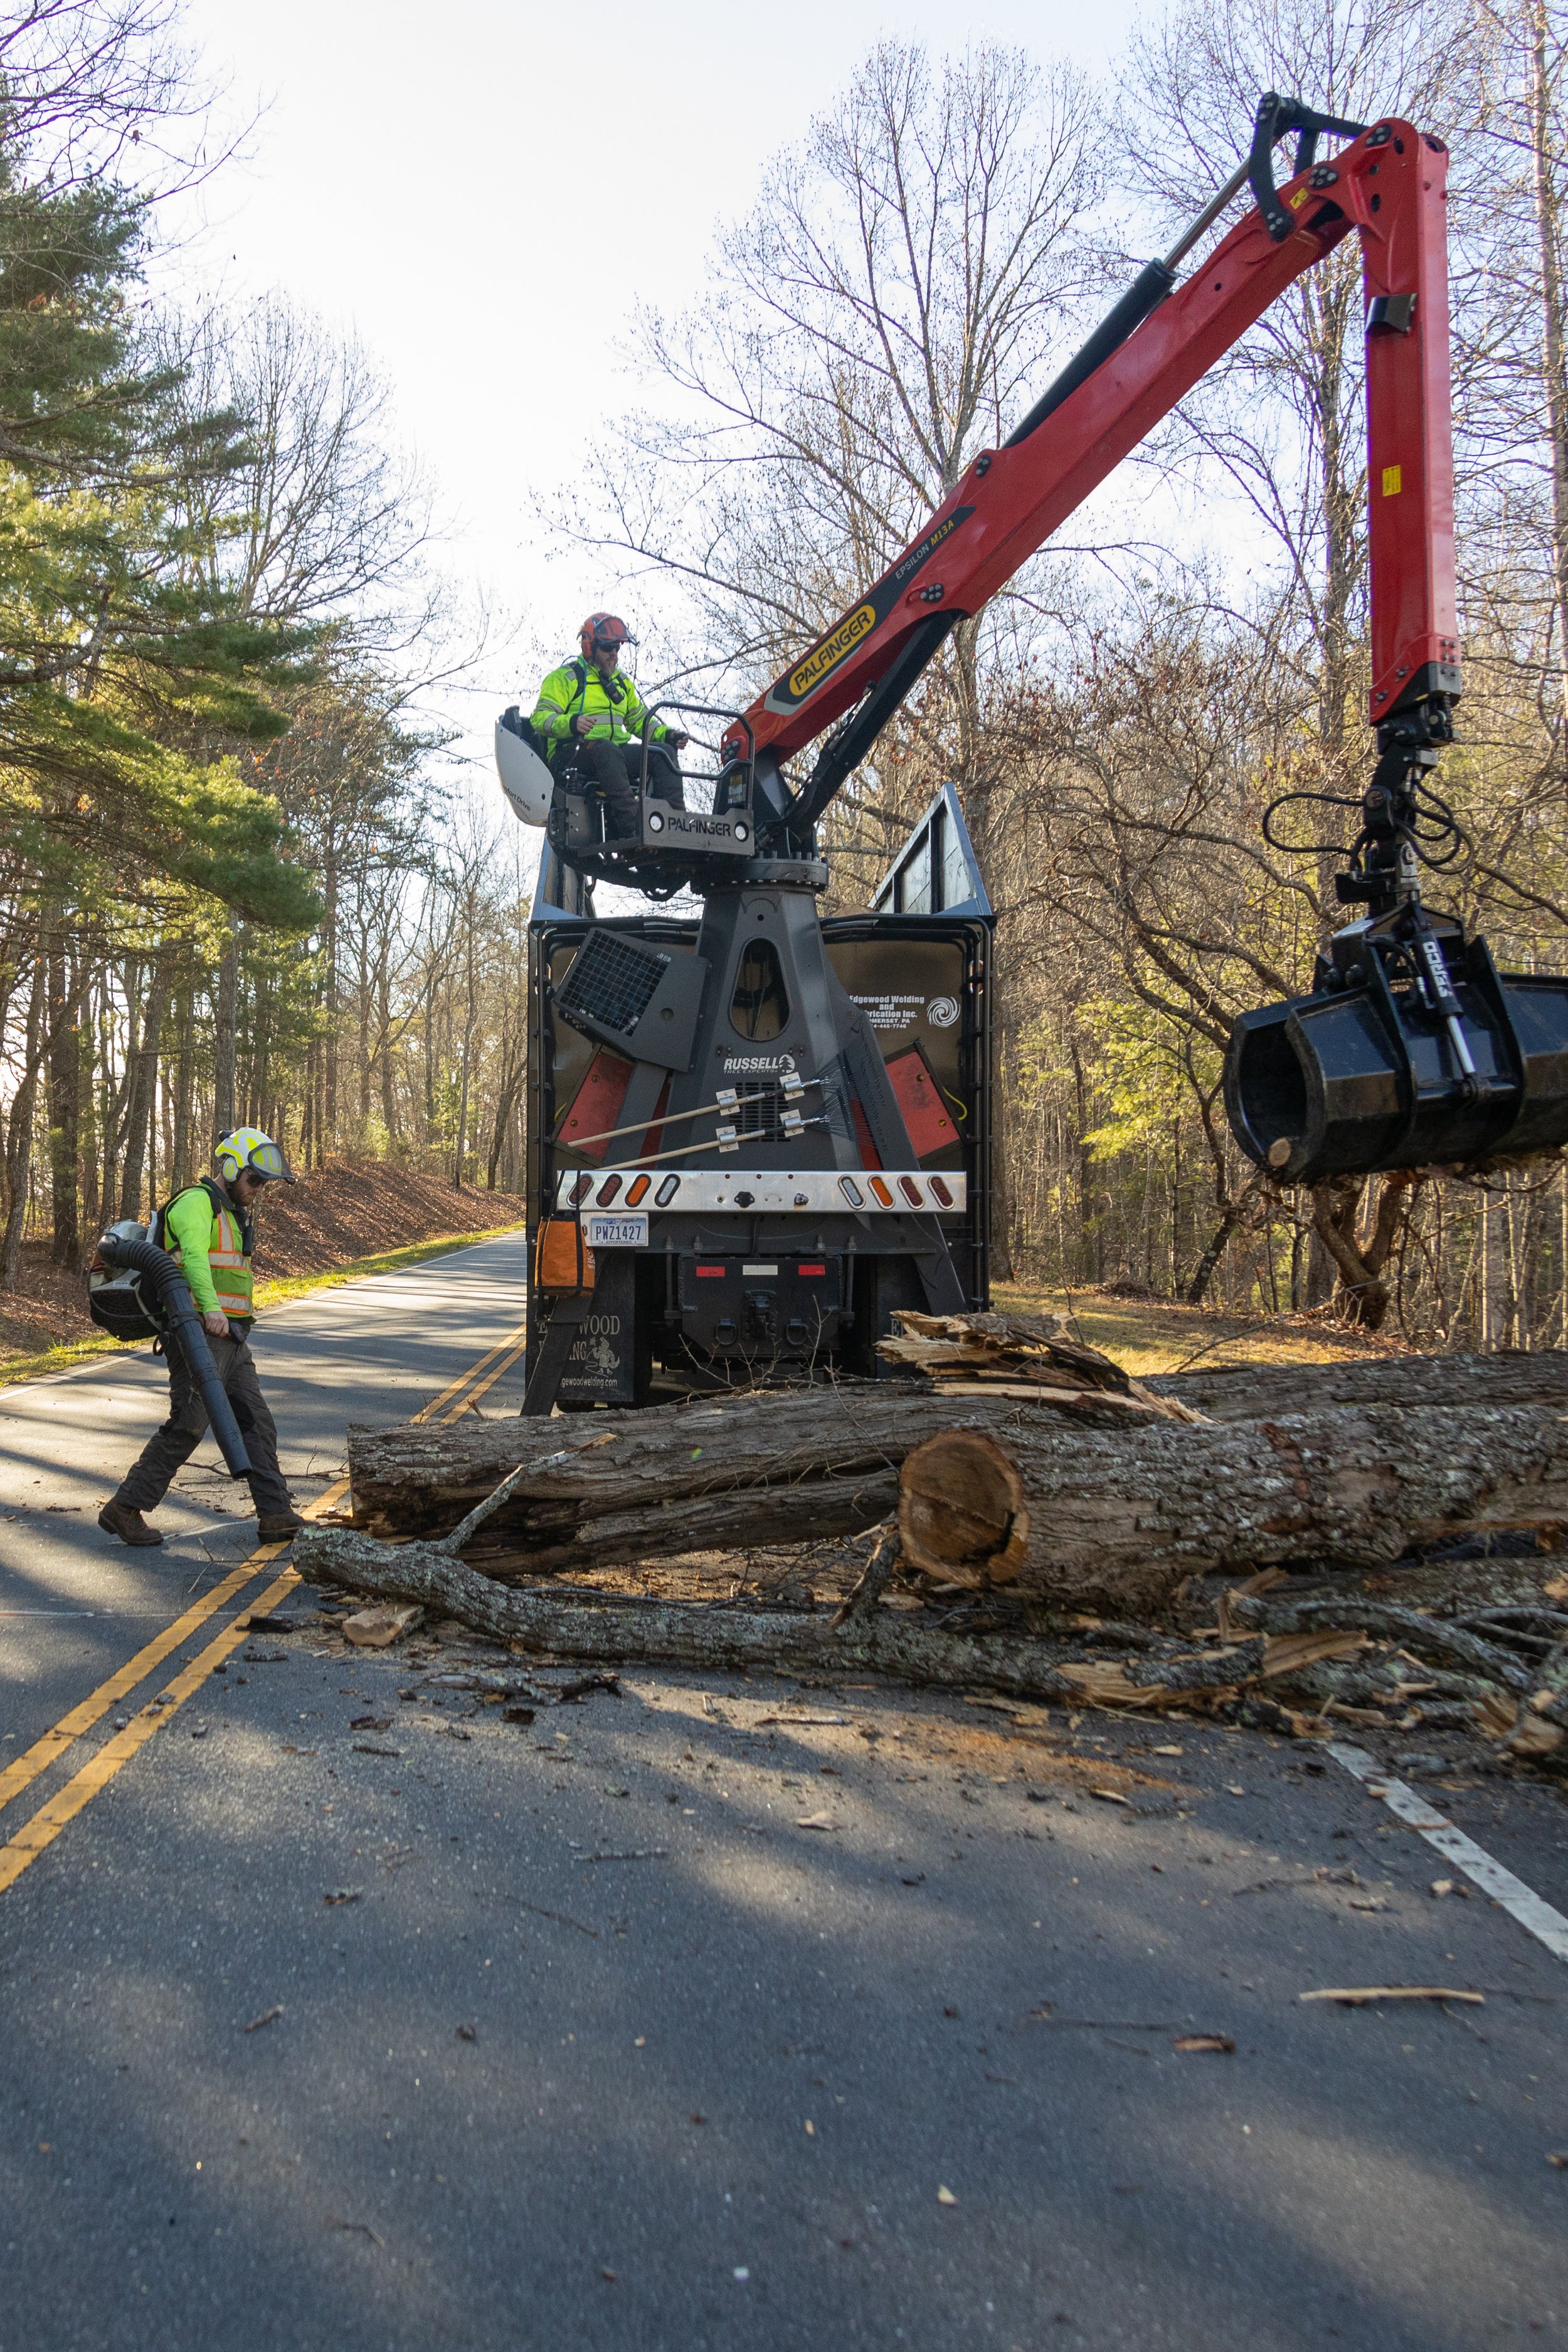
852,992,923,1031
763,507,974,717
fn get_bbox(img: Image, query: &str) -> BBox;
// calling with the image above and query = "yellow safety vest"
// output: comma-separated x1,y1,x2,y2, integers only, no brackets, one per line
161,1182,255,1325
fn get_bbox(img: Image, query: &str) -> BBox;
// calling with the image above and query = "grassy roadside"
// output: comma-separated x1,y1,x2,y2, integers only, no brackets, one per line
992,1278,1402,1376
0,1224,526,1392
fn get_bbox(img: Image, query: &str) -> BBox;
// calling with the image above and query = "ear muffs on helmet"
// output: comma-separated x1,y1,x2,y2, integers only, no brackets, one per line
579,611,635,658
215,1127,295,1184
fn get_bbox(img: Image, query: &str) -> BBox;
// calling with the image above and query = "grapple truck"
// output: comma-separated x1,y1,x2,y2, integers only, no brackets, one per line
516,785,992,1410
497,95,1568,1416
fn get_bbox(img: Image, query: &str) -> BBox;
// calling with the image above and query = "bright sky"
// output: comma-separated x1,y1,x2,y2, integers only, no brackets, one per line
164,0,1147,805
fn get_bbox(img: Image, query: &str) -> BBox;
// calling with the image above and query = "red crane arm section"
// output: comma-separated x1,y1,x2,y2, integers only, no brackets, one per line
736,119,1457,773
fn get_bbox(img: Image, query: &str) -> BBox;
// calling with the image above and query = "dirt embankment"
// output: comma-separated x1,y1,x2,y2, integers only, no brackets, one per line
0,1160,525,1360
254,1160,524,1276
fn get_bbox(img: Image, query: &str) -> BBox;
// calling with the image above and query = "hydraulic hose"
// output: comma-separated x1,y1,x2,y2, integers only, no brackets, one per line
97,1232,253,1480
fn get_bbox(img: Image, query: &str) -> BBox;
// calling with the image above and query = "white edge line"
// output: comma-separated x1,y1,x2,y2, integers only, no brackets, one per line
1328,1740,1568,1966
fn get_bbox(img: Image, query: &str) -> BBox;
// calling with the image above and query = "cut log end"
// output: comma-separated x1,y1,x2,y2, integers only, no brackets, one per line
898,1429,1030,1587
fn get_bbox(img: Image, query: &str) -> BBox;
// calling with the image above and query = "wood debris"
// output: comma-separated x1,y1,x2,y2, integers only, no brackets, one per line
342,1603,423,1649
1298,1986,1484,2006
876,1310,1204,1421
300,1338,1568,1740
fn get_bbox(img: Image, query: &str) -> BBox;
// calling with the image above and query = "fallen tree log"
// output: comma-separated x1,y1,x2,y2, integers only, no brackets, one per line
292,1528,1451,1722
292,1526,1267,1702
347,1389,1568,1621
893,1404,1568,1616
346,1385,1148,1544
1150,1348,1568,1422
348,1355,1568,1544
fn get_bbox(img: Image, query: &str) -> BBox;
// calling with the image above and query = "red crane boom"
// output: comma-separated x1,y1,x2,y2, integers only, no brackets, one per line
717,100,1568,1185
733,104,1458,832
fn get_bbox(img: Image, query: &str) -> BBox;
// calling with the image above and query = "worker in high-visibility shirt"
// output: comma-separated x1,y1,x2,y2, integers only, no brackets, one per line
98,1128,304,1548
531,612,688,839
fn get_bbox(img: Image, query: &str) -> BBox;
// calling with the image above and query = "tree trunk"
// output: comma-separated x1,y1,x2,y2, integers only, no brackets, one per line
1184,1172,1263,1307
1,953,46,1287
378,965,400,1148
1147,1348,1568,1421
213,917,239,1142
1310,1172,1418,1330
323,855,339,1151
485,1042,522,1192
342,1380,1568,1623
454,914,477,1190
1529,0,1568,738
46,921,80,1268
893,1402,1568,1618
294,1525,1153,1702
348,1387,971,1541
119,951,171,1221
172,989,194,1193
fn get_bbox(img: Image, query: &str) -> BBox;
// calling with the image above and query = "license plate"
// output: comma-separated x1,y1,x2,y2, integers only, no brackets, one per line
585,1212,649,1250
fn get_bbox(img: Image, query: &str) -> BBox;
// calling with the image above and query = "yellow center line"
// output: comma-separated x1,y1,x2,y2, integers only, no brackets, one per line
0,1548,287,1818
0,1313,531,1878
0,1562,302,1895
410,1318,529,1422
445,1334,530,1417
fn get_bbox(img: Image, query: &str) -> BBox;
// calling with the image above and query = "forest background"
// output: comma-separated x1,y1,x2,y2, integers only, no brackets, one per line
0,0,1564,1348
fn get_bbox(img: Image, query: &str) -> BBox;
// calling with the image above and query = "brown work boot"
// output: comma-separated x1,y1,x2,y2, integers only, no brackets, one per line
98,1500,164,1547
256,1510,305,1541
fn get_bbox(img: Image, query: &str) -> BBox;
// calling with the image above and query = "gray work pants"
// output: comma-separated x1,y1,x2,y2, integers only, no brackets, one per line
573,740,685,838
115,1329,292,1517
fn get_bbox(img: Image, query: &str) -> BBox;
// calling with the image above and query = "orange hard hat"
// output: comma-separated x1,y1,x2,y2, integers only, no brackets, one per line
579,612,635,656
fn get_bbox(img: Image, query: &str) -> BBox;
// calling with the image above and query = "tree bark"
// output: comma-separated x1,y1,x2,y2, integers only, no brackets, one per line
119,950,170,1221
1310,1172,1419,1330
294,1525,1234,1702
348,1386,998,1541
171,987,194,1194
344,1380,1568,1622
46,921,80,1267
213,916,239,1143
486,1037,522,1192
1528,0,1568,738
1148,1348,1568,1421
1,952,46,1288
1184,1171,1263,1307
891,1404,1568,1616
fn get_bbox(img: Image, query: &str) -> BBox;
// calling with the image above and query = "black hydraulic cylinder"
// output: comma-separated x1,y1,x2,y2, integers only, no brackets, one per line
97,1232,253,1478
795,610,956,839
785,260,1181,842
1004,260,1177,448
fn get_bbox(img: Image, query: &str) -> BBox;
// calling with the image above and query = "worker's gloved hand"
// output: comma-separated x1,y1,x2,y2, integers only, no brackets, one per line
571,714,598,737
665,731,689,751
201,1310,231,1339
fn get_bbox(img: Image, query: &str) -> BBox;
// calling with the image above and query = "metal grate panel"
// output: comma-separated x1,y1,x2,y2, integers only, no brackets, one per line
733,1083,788,1140
556,931,669,1036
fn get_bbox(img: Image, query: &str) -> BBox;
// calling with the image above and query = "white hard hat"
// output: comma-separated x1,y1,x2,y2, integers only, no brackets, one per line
495,707,554,827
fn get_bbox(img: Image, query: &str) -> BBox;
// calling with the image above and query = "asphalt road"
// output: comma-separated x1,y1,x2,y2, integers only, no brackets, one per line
0,1232,1564,2351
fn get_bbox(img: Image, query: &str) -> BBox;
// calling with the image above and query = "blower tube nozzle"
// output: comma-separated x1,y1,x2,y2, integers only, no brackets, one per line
96,1232,253,1480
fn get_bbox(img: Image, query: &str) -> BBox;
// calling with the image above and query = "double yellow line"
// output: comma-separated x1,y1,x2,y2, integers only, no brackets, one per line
0,1316,529,1897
